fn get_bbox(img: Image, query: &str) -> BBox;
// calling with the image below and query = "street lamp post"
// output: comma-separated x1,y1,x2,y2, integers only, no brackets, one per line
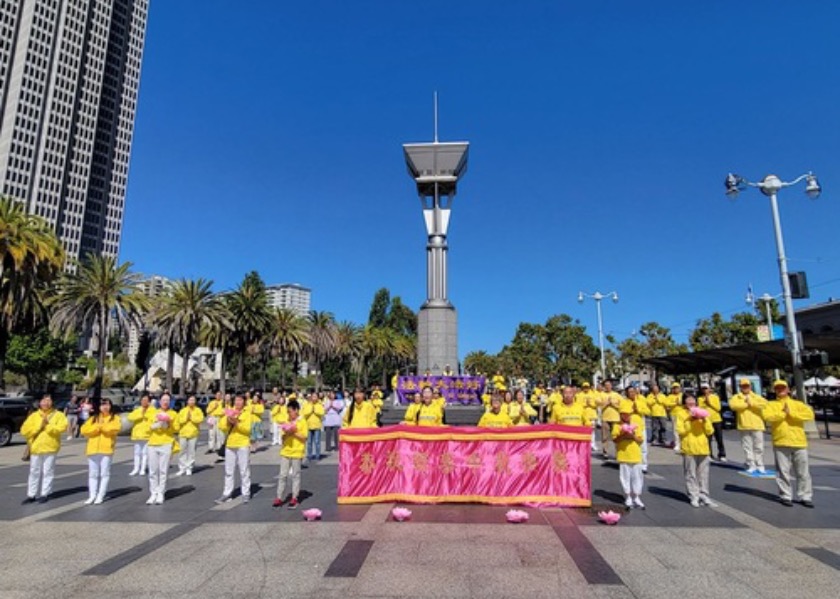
746,289,782,380
578,291,619,383
725,171,822,404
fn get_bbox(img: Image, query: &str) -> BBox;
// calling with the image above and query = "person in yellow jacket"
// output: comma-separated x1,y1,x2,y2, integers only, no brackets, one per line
509,389,536,426
402,392,422,425
81,398,122,505
477,395,513,428
205,391,224,453
729,378,768,474
21,394,68,504
176,395,204,476
245,393,266,453
271,392,289,446
599,381,622,459
576,383,600,431
763,380,815,507
343,388,378,428
146,393,180,505
371,383,385,415
646,384,669,445
612,400,646,509
272,399,309,509
677,392,716,508
416,386,444,426
216,393,260,504
127,394,156,476
626,386,650,473
492,370,507,392
550,386,591,427
698,383,727,462
302,392,325,462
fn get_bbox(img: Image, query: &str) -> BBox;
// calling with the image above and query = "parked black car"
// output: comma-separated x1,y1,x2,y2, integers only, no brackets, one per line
0,397,35,446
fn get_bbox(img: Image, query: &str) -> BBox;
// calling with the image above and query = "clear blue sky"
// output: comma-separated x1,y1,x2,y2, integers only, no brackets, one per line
121,0,840,359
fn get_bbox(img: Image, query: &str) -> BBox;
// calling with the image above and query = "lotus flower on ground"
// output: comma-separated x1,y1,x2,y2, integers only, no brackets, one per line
620,423,637,435
505,509,529,523
690,407,710,419
155,412,171,422
302,508,322,521
391,507,412,522
598,510,621,525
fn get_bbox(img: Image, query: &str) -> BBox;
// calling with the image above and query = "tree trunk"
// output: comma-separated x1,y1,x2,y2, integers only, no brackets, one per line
94,309,108,398
279,356,286,389
236,344,245,389
219,350,227,395
180,346,189,396
0,327,8,392
166,348,175,393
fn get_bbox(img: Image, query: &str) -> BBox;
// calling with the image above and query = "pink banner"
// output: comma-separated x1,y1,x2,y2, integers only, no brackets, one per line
338,424,591,507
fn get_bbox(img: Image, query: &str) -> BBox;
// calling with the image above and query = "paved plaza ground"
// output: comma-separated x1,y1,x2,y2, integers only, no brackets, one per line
1,420,839,599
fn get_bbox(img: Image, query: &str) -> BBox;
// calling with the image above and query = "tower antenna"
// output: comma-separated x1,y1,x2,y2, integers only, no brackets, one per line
433,91,439,143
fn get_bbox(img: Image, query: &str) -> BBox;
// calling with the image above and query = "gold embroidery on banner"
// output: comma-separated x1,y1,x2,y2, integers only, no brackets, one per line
466,453,482,469
552,451,568,472
520,451,538,473
412,451,430,473
439,452,456,475
359,452,376,475
494,451,510,474
386,450,403,472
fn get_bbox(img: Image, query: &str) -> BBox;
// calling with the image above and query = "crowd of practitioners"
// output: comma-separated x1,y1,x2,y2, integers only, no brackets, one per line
19,375,816,512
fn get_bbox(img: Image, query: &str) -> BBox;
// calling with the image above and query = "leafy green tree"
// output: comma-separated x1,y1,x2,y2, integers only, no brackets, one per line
269,307,309,388
0,198,65,389
368,288,390,328
386,296,417,337
5,328,75,390
463,350,498,376
50,254,149,398
689,311,760,351
225,272,271,388
307,310,337,390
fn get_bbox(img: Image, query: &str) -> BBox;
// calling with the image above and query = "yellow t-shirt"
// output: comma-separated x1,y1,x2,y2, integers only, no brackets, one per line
128,405,156,441
302,400,325,431
509,402,536,426
177,406,204,439
477,410,512,428
416,404,444,427
343,401,377,429
21,409,68,455
148,409,180,446
612,415,645,463
698,393,722,424
600,391,622,423
280,417,309,459
729,392,767,431
549,402,591,427
763,398,814,448
676,411,714,455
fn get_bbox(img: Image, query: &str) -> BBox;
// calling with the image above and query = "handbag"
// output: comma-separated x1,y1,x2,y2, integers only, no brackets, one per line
22,444,31,462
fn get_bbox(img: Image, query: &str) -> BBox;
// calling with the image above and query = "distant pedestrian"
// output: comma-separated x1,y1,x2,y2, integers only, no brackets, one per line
699,383,726,462
205,391,224,453
21,395,68,504
666,383,683,452
613,400,645,509
323,391,344,452
80,398,122,504
763,380,815,508
273,399,308,509
677,392,717,508
64,396,80,440
729,379,768,474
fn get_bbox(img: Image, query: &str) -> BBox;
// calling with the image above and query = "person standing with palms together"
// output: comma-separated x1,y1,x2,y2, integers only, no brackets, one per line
81,399,122,504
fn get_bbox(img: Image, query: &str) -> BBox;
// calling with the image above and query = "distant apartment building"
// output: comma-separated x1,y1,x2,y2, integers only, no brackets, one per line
0,0,149,262
266,283,311,316
126,273,172,364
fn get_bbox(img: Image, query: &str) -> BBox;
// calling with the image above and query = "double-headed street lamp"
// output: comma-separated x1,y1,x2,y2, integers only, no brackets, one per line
725,171,822,401
578,291,619,383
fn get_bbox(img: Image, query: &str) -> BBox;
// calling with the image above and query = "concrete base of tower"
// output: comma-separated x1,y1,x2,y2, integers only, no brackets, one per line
417,304,458,375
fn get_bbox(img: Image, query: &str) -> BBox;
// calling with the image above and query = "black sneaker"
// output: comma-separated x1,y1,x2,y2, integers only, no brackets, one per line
21,496,36,505
800,500,815,508
781,498,794,507
37,496,48,504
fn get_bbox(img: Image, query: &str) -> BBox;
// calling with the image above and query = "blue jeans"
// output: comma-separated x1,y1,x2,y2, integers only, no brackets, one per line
306,429,322,460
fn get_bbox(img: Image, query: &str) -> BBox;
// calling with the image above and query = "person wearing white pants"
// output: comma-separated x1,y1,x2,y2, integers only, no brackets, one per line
176,396,204,476
127,395,155,476
146,394,180,505
613,400,646,509
270,391,288,446
80,399,122,504
205,392,224,452
216,394,258,503
21,395,68,504
729,379,768,474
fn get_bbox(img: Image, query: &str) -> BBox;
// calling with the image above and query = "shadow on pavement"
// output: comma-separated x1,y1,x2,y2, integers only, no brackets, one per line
723,483,779,503
106,486,143,500
593,489,626,505
648,486,690,503
164,485,195,500
49,486,87,500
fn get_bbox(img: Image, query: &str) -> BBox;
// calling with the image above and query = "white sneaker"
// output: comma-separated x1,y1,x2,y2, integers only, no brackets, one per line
174,470,184,477
128,470,138,476
154,493,164,505
690,498,700,508
146,494,155,505
633,497,645,510
94,496,104,505
186,470,192,476
746,467,757,474
84,497,95,505
625,497,633,508
700,496,718,507
757,468,767,475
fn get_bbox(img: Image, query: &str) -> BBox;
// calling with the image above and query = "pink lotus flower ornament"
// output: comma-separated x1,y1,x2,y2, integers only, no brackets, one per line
505,509,529,523
620,423,637,435
391,507,412,522
690,407,709,419
280,422,297,433
224,409,239,418
598,510,621,525
302,508,322,521
155,412,171,422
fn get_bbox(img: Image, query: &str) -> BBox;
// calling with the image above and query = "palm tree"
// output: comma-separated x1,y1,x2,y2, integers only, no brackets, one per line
0,198,65,387
50,254,149,397
226,277,271,388
332,320,362,391
150,278,229,394
200,302,235,395
306,310,337,390
269,307,309,388
359,325,393,387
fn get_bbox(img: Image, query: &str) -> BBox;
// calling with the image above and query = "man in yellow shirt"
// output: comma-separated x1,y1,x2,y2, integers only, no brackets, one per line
302,392,325,462
492,370,507,392
599,380,622,459
665,382,683,452
273,399,309,509
729,378,768,474
646,384,668,445
205,391,224,454
21,394,69,504
699,383,726,462
763,380,815,507
146,394,180,505
477,396,513,428
626,386,650,473
613,400,645,509
550,386,591,427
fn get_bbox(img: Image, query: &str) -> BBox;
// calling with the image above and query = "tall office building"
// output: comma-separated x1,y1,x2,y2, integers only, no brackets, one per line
266,283,311,316
0,0,149,262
